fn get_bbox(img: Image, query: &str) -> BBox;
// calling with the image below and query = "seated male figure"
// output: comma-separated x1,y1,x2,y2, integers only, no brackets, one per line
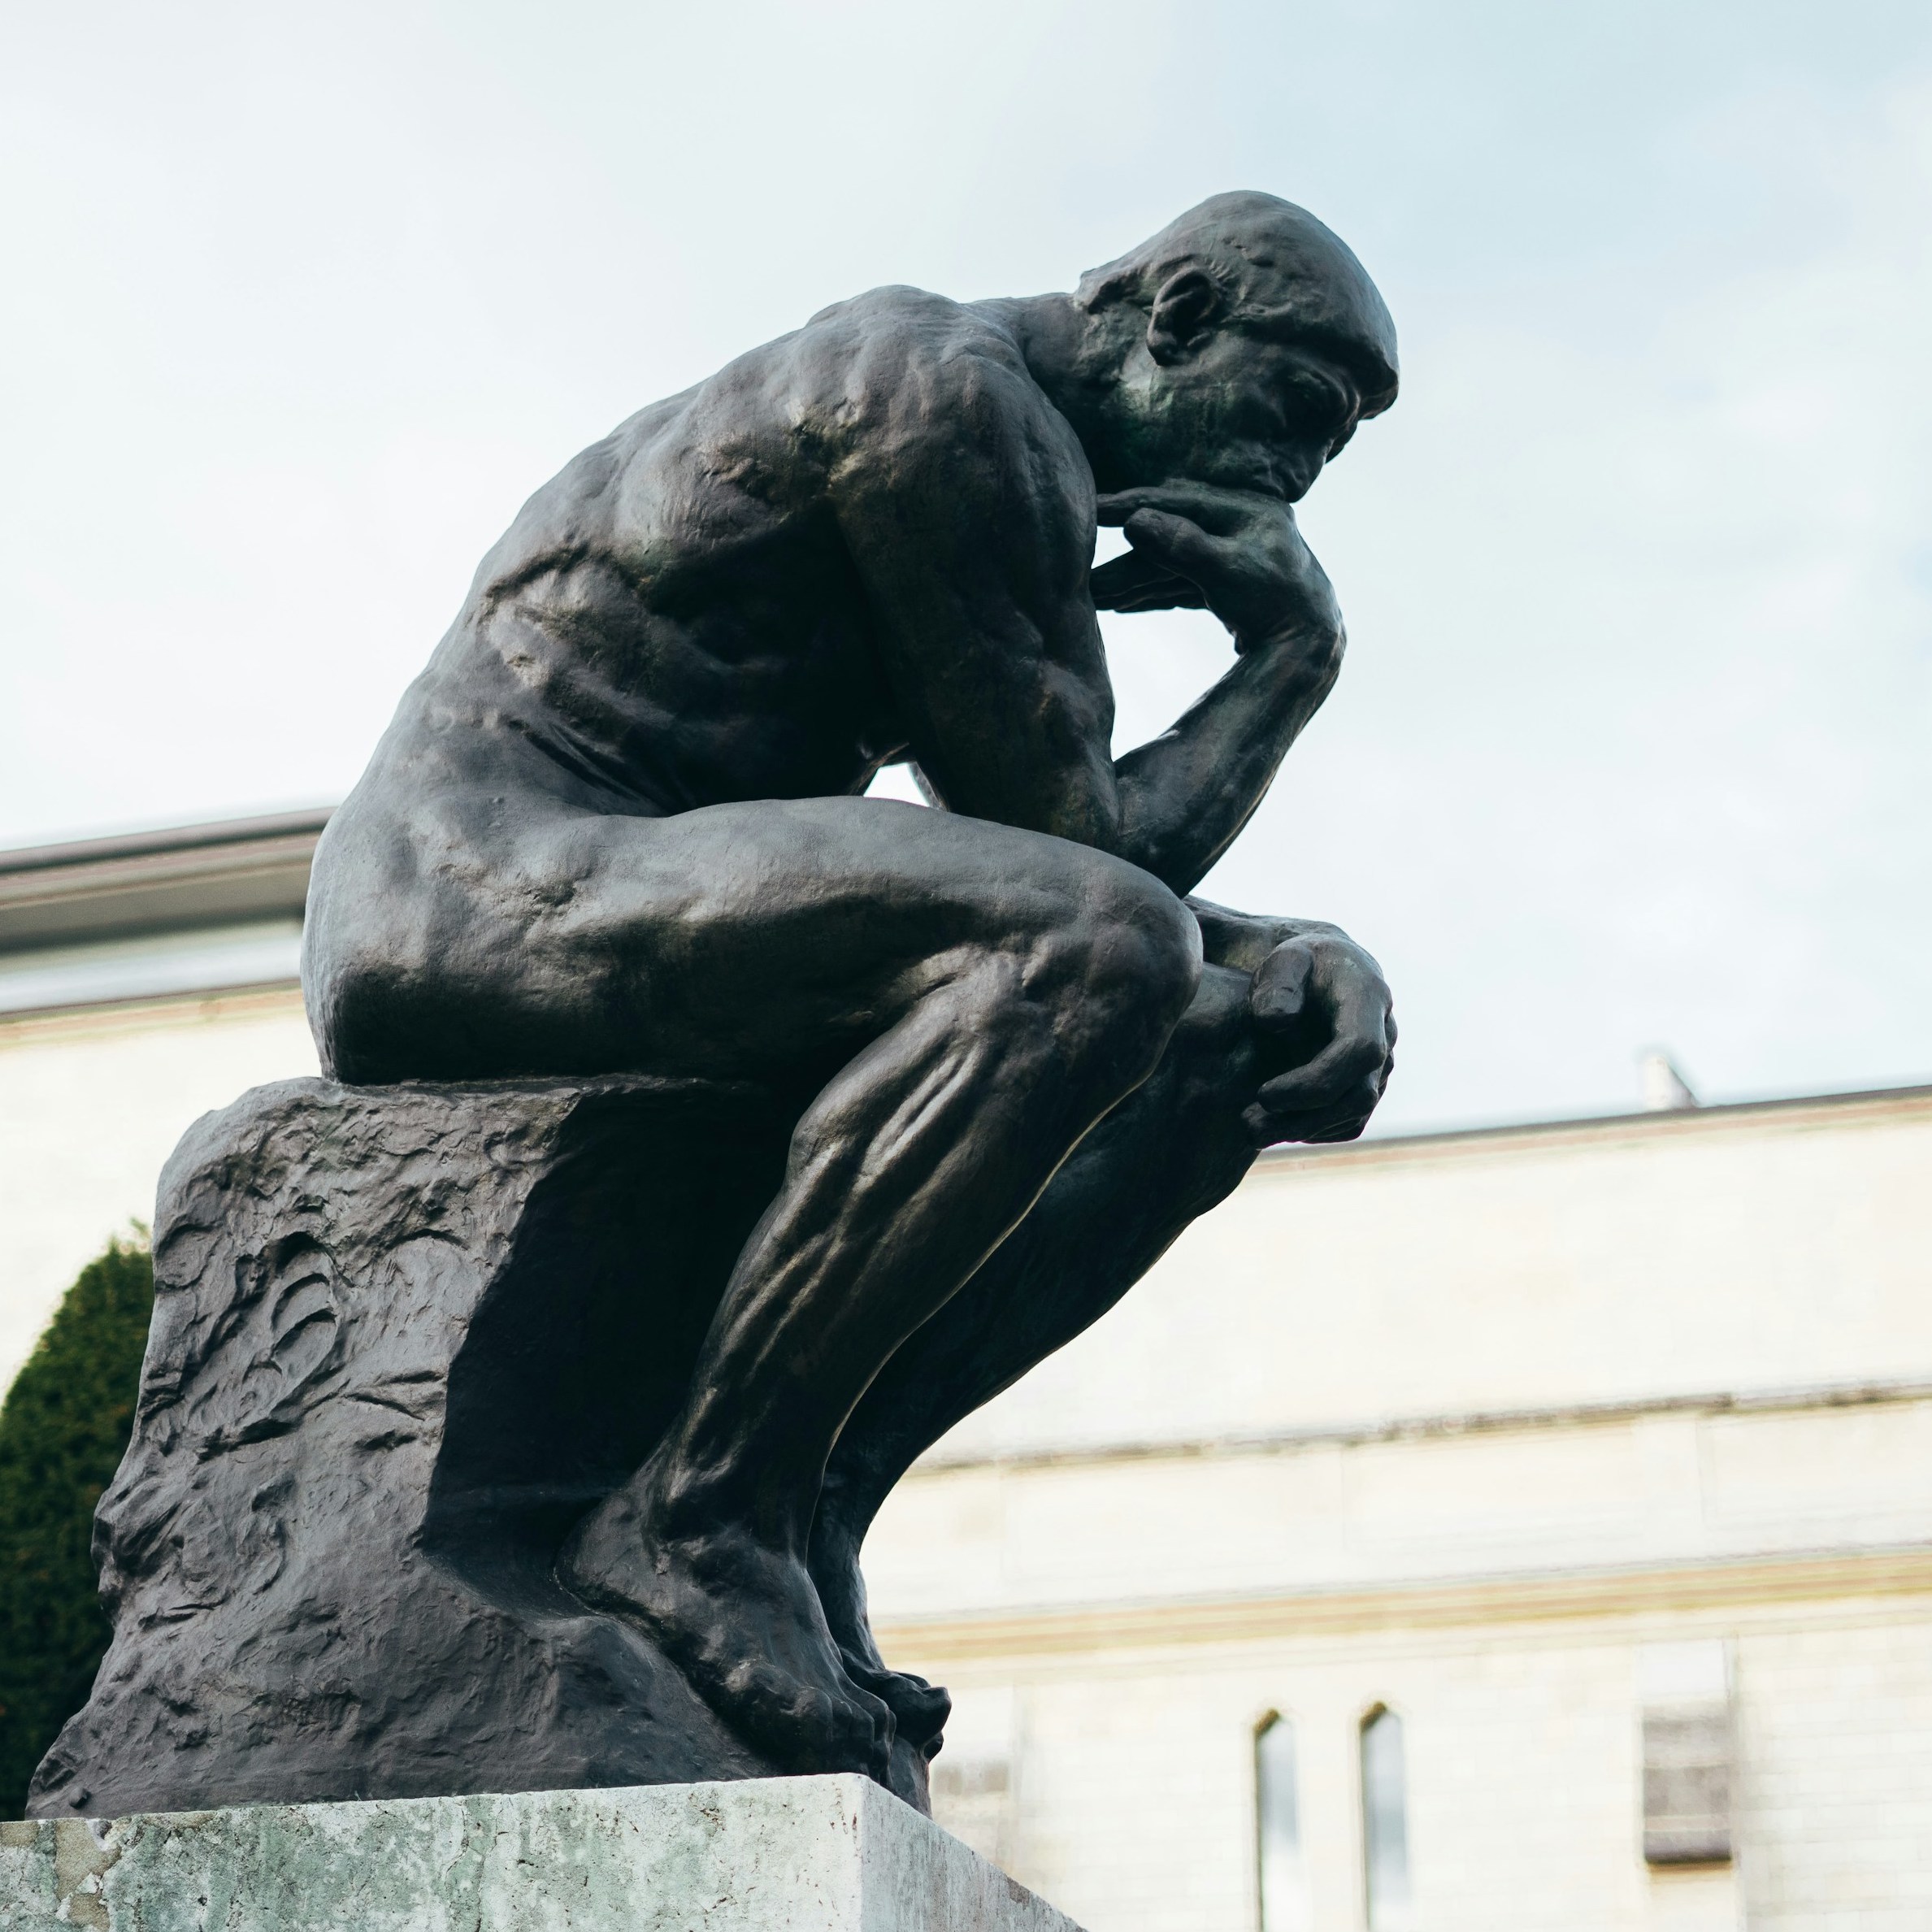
303,191,1401,1791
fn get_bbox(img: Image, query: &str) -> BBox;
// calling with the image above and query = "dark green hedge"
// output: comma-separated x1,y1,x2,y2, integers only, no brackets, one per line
0,1240,154,1817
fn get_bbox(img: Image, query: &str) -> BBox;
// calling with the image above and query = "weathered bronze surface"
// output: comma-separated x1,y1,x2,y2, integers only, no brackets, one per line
34,193,1400,1815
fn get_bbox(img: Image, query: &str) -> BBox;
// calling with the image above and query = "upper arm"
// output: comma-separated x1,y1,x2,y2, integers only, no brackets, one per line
829,341,1122,849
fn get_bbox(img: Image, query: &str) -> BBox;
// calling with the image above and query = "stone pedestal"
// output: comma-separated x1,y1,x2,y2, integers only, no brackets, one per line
33,1074,949,1820
0,1774,1082,1931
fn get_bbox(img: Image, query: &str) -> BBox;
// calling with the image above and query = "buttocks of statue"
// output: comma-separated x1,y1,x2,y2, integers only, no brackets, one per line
32,192,1400,1821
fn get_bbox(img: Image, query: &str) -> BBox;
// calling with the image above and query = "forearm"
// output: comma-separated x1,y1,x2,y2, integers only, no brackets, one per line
1110,624,1341,892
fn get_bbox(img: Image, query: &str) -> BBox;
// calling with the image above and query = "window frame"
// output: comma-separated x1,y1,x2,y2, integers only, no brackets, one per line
1358,1702,1415,1932
1253,1709,1309,1932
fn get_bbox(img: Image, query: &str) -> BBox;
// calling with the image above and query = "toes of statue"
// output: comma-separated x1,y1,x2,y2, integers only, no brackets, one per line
843,1656,952,1751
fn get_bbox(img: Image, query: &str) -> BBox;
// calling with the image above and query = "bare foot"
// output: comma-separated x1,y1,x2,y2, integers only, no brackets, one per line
807,1506,951,1754
560,1487,896,1778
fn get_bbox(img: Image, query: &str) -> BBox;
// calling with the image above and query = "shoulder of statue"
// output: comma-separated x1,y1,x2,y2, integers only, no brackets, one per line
820,302,1075,507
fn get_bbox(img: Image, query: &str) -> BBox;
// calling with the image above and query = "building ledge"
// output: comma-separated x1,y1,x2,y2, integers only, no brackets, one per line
0,807,332,955
875,1542,1932,1664
0,921,303,1017
1269,1077,1932,1168
907,1374,1932,1478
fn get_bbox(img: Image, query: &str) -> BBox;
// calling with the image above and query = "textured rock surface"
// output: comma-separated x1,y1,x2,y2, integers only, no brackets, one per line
25,1074,910,1819
0,1774,1081,1932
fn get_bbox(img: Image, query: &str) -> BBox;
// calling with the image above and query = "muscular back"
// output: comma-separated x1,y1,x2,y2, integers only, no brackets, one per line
306,223,1378,1084
382,287,1111,823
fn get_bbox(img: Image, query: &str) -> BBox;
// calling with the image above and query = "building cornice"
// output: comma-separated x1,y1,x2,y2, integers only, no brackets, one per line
0,809,332,954
0,982,307,1048
1262,1078,1932,1170
875,1543,1932,1665
906,1375,1932,1478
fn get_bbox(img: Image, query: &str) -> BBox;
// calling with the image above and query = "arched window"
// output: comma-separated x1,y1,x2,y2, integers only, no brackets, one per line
1360,1705,1414,1931
1255,1713,1309,1932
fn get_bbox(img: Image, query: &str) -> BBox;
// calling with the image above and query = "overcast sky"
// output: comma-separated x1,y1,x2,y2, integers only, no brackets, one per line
4,0,1928,1131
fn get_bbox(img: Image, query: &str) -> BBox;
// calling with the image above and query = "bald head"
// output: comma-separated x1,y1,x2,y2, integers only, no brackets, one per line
1078,192,1399,416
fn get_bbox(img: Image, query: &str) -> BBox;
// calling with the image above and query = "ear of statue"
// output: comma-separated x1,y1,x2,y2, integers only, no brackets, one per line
1146,268,1222,364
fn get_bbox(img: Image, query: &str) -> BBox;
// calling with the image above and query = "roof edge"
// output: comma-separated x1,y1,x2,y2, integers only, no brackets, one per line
0,806,336,877
1266,1078,1932,1166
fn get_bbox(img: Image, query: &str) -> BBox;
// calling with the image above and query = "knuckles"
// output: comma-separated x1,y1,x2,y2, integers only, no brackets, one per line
1240,932,1396,1148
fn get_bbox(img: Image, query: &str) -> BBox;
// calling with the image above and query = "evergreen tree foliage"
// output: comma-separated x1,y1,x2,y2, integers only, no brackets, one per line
0,1239,154,1817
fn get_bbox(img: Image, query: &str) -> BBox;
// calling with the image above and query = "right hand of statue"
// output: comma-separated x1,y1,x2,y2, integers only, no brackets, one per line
1091,484,1344,657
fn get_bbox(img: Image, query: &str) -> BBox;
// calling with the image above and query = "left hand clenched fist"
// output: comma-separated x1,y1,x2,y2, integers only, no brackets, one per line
1243,930,1396,1145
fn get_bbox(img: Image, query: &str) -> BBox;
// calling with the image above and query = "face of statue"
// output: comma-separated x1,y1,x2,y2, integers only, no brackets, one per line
1075,266,1391,504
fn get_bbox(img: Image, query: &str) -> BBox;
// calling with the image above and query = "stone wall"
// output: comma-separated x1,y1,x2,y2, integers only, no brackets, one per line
0,989,315,1389
866,1089,1932,1930
894,1593,1931,1932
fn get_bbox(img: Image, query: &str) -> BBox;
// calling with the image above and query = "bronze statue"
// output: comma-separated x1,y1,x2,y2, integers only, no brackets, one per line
35,193,1398,1818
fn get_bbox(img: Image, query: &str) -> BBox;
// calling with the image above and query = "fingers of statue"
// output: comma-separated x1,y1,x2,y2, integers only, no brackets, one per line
1096,484,1263,534
1248,937,1314,1034
1094,486,1342,653
1088,548,1209,614
1245,936,1396,1147
1122,506,1226,580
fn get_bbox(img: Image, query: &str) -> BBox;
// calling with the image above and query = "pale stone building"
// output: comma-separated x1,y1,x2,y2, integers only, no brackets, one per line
0,813,323,1391
876,1086,1932,1930
2,813,1926,1927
